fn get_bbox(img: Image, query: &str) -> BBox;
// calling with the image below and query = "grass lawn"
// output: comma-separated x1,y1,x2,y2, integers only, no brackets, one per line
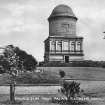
0,86,105,105
0,94,61,105
0,94,93,105
1,67,105,85
0,93,105,105
0,67,105,104
0,70,60,85
38,67,105,80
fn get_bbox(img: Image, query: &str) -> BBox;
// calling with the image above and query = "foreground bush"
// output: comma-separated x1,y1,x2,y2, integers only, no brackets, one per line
60,81,80,101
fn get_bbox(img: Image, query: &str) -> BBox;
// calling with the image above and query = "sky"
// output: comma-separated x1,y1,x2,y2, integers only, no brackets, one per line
0,0,105,61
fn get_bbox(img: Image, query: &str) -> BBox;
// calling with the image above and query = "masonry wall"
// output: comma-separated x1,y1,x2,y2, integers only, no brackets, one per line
49,17,76,36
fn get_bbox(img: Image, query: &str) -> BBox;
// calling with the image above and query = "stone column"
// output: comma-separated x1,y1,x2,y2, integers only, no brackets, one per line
74,40,76,52
80,40,83,52
55,40,56,53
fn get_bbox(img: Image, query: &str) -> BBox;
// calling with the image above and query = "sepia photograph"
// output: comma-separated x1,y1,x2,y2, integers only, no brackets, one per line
0,0,105,105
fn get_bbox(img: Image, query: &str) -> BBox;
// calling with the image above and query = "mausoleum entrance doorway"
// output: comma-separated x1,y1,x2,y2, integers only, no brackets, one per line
65,56,69,63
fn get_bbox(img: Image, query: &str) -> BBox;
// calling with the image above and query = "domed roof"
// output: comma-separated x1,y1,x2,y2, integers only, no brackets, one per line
48,4,77,20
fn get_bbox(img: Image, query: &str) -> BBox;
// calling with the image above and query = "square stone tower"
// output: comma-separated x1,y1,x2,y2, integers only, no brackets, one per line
44,4,84,63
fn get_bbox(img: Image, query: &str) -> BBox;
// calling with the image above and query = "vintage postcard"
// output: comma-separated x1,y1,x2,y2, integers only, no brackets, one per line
0,0,104,105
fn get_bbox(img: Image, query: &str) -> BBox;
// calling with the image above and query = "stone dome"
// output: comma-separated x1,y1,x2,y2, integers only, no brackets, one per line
48,4,77,20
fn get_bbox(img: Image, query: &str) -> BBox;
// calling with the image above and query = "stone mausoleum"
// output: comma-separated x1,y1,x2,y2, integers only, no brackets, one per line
44,4,84,63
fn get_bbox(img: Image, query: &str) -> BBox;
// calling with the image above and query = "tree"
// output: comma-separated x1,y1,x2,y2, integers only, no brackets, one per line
2,45,19,103
0,55,8,73
60,81,80,101
0,45,37,103
14,46,37,72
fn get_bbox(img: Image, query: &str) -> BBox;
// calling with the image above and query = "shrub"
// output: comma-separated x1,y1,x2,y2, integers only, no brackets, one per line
60,81,80,101
59,70,65,78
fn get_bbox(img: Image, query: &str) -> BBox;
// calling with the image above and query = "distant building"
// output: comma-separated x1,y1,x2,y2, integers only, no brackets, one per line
44,4,84,63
